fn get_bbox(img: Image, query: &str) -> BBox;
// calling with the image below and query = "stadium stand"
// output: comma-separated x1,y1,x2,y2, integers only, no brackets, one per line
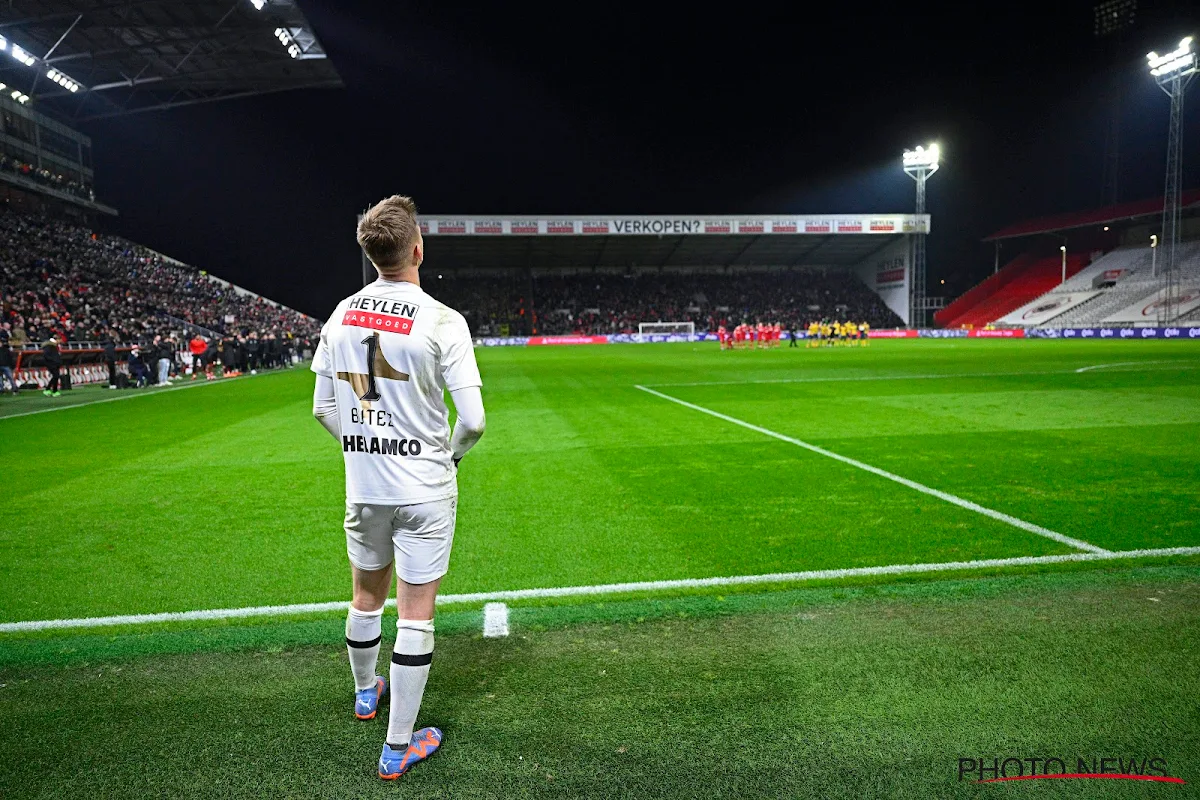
1047,240,1200,326
430,269,904,336
0,208,320,388
0,209,320,344
1048,245,1152,293
935,250,1089,329
941,191,1200,329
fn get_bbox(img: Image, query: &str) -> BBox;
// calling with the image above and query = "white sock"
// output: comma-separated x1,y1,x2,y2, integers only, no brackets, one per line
387,618,435,748
345,606,384,692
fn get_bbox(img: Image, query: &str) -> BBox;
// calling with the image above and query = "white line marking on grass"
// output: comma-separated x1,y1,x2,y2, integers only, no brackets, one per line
0,374,263,421
635,384,1111,554
1074,361,1169,373
3,546,1198,633
482,602,510,637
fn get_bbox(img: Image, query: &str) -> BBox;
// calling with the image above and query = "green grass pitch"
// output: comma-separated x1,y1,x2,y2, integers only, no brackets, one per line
1,339,1199,797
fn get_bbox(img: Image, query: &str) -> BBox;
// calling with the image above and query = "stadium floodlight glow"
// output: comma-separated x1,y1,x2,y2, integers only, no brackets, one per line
274,26,302,58
45,68,82,93
10,45,35,67
0,36,7,51
250,0,267,8
902,143,940,171
1147,37,1196,78
10,89,28,104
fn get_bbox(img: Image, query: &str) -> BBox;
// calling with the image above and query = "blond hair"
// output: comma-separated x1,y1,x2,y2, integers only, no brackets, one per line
356,195,420,273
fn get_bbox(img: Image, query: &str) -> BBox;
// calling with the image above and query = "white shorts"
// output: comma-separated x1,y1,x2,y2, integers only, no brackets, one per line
344,496,457,584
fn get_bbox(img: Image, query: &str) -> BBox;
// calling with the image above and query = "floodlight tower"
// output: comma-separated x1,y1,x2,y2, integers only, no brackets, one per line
903,143,939,328
1094,0,1137,206
1147,36,1196,324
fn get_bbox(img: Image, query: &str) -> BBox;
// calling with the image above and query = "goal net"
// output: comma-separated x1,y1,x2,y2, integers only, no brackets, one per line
637,321,694,341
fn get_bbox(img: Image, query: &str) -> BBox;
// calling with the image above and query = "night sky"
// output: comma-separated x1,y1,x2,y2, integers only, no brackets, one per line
79,0,1200,320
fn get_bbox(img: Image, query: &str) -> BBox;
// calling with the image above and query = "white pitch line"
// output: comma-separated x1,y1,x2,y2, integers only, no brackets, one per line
1074,361,1169,373
0,373,262,421
2,546,1198,633
635,384,1110,554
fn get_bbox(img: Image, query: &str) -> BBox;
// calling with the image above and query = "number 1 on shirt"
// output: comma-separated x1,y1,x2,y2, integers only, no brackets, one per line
361,333,382,401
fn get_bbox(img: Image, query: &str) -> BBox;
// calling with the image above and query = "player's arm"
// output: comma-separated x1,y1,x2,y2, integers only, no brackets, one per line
312,374,341,440
310,323,340,440
449,385,485,466
440,312,485,467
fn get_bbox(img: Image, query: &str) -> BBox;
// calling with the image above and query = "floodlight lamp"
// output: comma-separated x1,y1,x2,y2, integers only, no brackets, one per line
0,37,8,51
250,0,267,8
1147,37,1196,77
10,45,35,67
903,143,940,169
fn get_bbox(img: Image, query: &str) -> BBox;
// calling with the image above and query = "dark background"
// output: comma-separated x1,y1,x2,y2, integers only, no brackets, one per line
79,0,1200,319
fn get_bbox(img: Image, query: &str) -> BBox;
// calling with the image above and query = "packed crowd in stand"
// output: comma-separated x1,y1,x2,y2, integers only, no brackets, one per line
0,208,320,394
0,154,94,201
429,270,903,336
0,207,908,395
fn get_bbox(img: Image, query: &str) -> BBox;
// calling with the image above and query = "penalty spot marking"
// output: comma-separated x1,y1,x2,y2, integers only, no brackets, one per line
635,384,1110,555
483,602,510,637
3,546,1198,633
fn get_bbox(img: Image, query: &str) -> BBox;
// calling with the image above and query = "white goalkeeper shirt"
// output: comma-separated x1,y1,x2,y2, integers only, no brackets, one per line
311,278,482,505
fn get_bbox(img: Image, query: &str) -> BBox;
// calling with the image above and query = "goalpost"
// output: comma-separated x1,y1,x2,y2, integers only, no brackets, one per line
637,321,695,341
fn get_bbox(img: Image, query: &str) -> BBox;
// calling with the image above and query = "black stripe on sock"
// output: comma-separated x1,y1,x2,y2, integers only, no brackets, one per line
346,635,382,649
391,651,433,667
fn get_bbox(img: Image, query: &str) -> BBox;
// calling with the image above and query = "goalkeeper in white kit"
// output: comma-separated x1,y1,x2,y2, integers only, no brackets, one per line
311,195,486,779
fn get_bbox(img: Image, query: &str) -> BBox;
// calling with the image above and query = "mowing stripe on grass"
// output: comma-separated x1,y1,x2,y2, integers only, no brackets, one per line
635,384,1110,554
4,546,1198,633
644,363,1199,388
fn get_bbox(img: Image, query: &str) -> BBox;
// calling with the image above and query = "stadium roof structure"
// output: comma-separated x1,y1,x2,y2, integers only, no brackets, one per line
411,214,930,272
983,189,1200,242
0,0,340,121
